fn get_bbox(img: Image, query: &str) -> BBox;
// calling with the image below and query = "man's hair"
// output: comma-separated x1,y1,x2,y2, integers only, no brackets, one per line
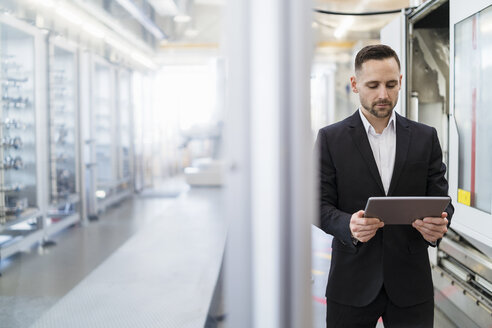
354,44,400,72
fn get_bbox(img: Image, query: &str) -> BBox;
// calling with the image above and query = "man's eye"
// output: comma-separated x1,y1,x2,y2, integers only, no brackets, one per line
368,85,378,89
387,84,397,88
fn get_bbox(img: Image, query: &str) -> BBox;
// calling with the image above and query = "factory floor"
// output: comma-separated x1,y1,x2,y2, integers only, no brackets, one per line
0,177,458,328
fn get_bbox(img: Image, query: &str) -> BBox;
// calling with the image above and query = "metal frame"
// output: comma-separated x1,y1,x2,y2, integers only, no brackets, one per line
404,2,451,265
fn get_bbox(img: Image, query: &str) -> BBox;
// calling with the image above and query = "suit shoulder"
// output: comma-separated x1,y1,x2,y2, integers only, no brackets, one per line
400,116,436,134
318,116,352,136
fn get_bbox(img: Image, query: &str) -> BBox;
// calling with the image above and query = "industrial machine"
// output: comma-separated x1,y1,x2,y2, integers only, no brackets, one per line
383,0,492,326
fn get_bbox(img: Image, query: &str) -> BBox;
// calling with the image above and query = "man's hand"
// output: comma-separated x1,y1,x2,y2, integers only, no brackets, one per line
350,210,384,243
412,212,448,244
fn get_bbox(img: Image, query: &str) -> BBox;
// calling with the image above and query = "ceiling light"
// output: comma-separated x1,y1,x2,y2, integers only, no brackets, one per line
105,36,130,53
56,6,83,25
131,52,155,69
174,15,191,23
84,24,105,39
29,0,55,7
334,17,354,39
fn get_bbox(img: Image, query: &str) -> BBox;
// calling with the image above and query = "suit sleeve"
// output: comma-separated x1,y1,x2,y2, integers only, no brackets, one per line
316,129,354,246
426,127,454,245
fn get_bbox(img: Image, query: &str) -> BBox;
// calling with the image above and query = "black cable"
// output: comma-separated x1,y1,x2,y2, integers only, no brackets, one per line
313,7,415,16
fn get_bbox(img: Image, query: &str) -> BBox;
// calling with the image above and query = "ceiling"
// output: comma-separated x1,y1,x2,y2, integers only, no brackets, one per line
311,0,415,61
145,0,419,52
313,0,412,41
150,0,223,48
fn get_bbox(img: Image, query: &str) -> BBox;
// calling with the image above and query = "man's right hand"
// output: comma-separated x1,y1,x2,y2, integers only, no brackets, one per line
350,210,384,243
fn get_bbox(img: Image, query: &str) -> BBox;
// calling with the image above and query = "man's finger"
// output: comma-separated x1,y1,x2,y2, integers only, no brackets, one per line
351,223,383,232
352,217,382,226
358,231,378,242
354,229,378,238
414,224,445,240
356,210,365,218
418,220,448,233
413,227,438,242
422,217,448,225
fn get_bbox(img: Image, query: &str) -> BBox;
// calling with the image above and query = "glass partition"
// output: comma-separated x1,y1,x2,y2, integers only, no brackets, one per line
118,69,132,187
94,62,115,200
0,23,38,225
47,44,79,223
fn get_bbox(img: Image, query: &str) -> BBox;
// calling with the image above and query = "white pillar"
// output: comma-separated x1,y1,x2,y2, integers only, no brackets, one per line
224,0,314,327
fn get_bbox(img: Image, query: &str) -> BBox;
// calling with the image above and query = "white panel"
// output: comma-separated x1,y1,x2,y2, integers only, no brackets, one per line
250,0,281,326
224,0,313,326
223,0,253,326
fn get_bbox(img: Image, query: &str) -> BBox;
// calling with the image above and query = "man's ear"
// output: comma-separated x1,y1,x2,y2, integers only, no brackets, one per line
350,76,358,93
399,74,403,90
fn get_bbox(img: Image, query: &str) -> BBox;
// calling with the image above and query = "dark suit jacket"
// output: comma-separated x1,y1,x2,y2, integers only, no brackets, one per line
316,110,454,308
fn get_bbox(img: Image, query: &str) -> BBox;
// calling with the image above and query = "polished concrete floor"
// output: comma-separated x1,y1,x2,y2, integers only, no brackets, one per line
0,195,177,328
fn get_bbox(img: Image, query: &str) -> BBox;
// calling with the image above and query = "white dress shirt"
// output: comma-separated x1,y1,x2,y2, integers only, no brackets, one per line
359,108,396,195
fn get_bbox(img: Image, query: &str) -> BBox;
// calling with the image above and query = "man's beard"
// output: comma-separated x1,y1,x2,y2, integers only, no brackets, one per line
365,100,394,118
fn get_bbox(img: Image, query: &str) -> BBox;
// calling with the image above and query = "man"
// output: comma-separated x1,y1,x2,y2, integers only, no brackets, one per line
316,44,454,327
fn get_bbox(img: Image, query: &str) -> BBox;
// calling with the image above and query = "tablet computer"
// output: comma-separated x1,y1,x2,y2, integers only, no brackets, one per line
363,196,451,225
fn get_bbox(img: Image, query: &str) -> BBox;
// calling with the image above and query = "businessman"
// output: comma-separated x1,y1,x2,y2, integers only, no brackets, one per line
316,44,454,327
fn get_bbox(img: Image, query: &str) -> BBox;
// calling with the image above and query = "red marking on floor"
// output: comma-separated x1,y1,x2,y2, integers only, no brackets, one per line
435,284,459,302
313,296,327,305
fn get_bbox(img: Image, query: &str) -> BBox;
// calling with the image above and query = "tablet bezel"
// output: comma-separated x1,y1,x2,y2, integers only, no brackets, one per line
363,196,451,225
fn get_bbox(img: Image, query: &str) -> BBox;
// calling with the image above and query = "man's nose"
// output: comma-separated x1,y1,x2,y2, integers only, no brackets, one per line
378,86,389,99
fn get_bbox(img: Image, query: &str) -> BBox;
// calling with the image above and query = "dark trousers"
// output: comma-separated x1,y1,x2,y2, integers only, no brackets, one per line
326,286,434,328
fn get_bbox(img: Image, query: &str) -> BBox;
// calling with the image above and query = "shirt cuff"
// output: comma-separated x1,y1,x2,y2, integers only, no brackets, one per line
351,234,359,246
427,240,437,247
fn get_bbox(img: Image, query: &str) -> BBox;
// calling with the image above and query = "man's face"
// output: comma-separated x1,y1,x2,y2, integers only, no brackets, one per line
350,58,402,119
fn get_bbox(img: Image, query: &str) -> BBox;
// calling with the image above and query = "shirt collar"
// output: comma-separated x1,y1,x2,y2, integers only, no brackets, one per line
358,108,396,135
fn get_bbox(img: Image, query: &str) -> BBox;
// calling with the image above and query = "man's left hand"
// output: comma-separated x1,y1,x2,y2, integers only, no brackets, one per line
412,212,448,244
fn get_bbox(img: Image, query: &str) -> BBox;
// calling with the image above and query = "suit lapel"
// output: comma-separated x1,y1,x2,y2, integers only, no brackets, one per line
388,113,411,196
348,111,385,195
